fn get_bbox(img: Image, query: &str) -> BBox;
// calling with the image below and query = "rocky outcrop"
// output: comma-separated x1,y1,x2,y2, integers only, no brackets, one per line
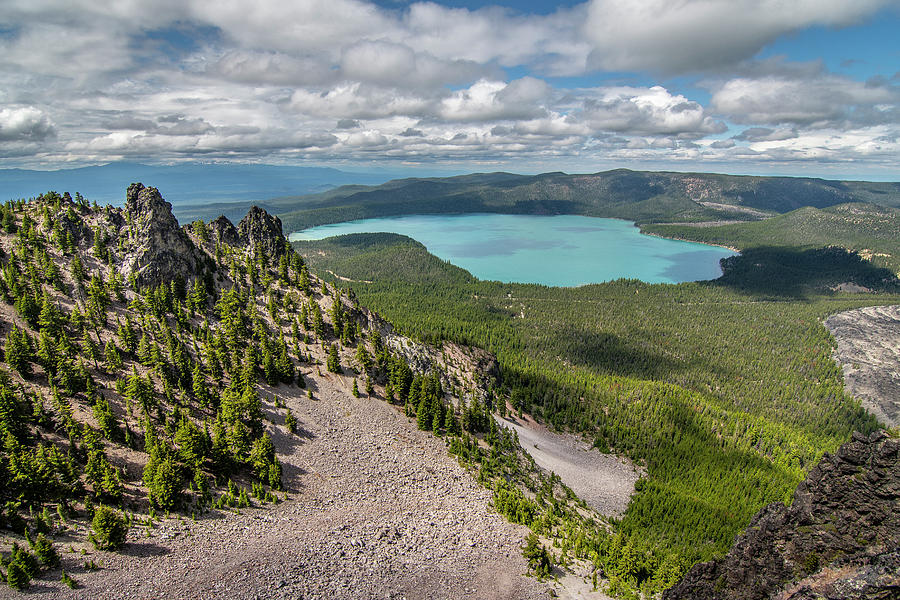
238,205,286,257
664,430,900,600
825,305,900,428
210,215,240,247
54,206,90,244
120,183,206,288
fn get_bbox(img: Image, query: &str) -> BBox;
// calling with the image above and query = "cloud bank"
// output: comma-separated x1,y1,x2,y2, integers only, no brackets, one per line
0,0,897,176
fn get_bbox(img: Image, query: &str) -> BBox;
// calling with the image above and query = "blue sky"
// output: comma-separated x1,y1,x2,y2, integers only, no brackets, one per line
0,0,898,180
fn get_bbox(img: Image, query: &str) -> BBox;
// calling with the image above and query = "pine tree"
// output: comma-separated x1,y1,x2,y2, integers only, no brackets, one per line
6,559,29,590
351,379,359,397
261,342,278,386
326,344,341,373
5,326,33,376
355,344,372,372
416,396,431,430
241,345,259,389
103,339,122,370
70,254,86,283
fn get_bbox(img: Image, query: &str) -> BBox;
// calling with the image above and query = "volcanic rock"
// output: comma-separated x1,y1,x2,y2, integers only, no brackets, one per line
119,183,206,288
663,430,900,600
210,215,240,247
238,205,286,257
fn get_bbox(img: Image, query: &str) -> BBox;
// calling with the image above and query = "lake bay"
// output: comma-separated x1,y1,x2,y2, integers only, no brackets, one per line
290,213,737,287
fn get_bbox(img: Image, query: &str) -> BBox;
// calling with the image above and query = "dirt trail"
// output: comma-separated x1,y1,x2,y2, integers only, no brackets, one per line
496,415,640,517
825,304,900,428
3,376,551,600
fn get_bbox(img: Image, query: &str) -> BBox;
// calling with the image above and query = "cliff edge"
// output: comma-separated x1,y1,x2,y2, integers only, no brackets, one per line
664,430,899,600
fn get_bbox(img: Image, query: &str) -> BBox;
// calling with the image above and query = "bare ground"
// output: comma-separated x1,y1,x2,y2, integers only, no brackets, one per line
496,414,640,518
825,304,900,428
1,375,553,600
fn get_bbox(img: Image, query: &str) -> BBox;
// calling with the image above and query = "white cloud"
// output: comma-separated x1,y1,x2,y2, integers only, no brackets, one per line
211,50,336,86
289,83,433,119
0,0,897,175
438,78,552,122
711,75,897,125
340,40,489,88
580,86,725,136
582,0,893,73
0,107,55,141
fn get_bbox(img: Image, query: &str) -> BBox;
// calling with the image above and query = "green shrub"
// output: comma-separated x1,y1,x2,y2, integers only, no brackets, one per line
32,534,59,568
89,505,128,550
6,560,29,590
523,533,553,580
61,570,78,589
144,455,184,511
10,543,39,578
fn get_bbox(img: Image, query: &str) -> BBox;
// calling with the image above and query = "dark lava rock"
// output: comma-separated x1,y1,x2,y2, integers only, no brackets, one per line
54,206,90,245
210,215,240,247
664,430,900,600
120,183,206,288
238,205,286,257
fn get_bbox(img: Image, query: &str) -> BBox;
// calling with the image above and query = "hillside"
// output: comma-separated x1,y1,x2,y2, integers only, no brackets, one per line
664,430,899,600
296,231,900,597
644,203,900,274
0,186,593,597
270,169,900,233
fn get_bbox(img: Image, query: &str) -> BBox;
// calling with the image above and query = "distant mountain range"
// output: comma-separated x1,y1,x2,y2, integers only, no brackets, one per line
5,165,900,237
0,162,396,208
271,169,900,233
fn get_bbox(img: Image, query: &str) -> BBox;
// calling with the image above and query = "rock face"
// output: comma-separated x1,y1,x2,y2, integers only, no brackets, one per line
120,183,206,287
664,430,900,600
54,206,90,244
825,305,900,428
238,205,286,257
210,215,240,247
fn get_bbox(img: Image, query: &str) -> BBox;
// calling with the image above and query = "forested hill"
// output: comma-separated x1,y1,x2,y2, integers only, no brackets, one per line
2,186,577,594
270,169,900,232
296,230,900,598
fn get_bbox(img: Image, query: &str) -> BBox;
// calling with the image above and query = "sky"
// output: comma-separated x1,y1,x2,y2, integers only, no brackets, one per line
1,0,899,180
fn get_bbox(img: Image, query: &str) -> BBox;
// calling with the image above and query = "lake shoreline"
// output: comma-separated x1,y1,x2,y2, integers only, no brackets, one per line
291,213,737,287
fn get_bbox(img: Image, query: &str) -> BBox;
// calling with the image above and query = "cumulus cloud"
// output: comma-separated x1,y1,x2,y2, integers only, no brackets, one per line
289,83,433,119
582,0,893,73
710,74,898,125
211,50,336,86
733,127,798,142
0,0,897,174
579,86,725,136
439,77,552,122
0,107,55,141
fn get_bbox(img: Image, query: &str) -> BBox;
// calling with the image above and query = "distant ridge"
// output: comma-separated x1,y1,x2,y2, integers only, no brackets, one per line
0,161,392,207
270,168,900,232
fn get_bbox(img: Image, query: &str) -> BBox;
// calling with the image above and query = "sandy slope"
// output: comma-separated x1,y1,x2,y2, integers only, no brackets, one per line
1,374,550,600
496,415,640,518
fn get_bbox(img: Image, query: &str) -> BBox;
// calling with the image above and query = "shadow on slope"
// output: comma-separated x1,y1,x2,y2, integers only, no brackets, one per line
713,246,900,299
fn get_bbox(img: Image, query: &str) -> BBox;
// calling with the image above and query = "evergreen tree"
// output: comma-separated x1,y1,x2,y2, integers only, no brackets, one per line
89,506,128,550
4,326,33,376
261,342,278,386
326,344,341,373
69,254,86,283
355,344,372,372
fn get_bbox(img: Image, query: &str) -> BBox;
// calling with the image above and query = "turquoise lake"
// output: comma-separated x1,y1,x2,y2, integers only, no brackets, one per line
290,214,737,287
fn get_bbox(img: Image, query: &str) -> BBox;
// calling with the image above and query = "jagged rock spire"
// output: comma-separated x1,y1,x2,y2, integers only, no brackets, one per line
119,183,206,288
210,215,240,246
238,205,286,257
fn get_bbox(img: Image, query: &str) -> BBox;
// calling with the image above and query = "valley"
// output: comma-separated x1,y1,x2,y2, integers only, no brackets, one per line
1,177,898,600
